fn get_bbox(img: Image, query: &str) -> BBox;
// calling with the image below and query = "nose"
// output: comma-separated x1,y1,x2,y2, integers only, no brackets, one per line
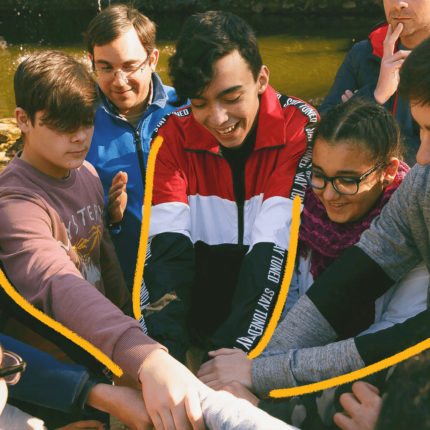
71,127,92,143
322,181,340,200
207,103,229,127
112,69,129,84
392,0,408,9
416,135,430,166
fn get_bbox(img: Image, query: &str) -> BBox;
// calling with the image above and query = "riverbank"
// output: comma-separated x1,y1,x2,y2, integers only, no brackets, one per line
0,118,21,172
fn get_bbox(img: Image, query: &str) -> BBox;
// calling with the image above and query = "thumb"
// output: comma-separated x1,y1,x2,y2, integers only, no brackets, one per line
120,171,128,185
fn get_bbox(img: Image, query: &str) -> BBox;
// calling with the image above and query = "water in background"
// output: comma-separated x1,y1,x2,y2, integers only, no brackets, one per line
0,10,384,118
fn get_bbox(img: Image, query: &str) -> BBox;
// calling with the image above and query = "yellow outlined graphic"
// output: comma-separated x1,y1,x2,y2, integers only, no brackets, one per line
270,337,430,398
0,269,123,376
133,135,164,320
248,195,301,359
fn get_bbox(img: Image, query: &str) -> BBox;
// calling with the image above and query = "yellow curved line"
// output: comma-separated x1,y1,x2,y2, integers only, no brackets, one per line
0,270,123,376
270,337,430,397
248,195,302,359
133,135,164,320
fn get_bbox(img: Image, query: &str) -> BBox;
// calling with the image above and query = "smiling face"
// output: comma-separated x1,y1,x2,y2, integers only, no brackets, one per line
189,49,269,148
384,0,430,48
16,109,94,179
92,26,158,116
311,138,389,223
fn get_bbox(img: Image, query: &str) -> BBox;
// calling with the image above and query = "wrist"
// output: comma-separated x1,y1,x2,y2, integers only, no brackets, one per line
373,88,389,105
86,383,113,413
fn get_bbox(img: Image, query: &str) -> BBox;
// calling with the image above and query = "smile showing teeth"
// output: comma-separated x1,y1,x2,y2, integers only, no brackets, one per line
218,122,238,135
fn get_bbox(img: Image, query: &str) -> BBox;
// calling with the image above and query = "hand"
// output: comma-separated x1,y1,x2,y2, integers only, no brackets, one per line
341,89,357,103
86,383,152,430
374,23,411,104
197,348,253,391
139,349,208,430
108,171,128,224
220,381,259,406
55,421,105,430
333,381,382,430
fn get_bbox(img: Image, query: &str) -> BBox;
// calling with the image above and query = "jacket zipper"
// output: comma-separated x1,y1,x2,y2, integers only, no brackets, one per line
134,128,146,190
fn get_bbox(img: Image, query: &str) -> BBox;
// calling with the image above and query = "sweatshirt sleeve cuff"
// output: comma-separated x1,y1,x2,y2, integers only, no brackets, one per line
112,327,167,380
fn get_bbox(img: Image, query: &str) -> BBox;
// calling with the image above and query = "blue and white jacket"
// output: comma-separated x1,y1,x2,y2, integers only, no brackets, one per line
86,72,181,288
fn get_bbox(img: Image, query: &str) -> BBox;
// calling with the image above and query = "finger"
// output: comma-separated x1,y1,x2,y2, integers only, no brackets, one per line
197,371,217,384
390,50,412,61
185,390,205,430
205,379,227,390
120,171,128,185
151,412,166,430
208,348,239,357
384,23,403,55
108,183,124,198
339,392,360,416
170,404,191,430
108,188,122,202
352,381,381,404
111,171,123,185
197,359,214,375
333,412,354,430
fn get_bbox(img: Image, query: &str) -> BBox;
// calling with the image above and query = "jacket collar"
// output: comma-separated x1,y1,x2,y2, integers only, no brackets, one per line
183,85,285,153
99,72,168,117
369,22,400,58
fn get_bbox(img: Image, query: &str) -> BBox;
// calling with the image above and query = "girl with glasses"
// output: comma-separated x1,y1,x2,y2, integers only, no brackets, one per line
196,98,430,427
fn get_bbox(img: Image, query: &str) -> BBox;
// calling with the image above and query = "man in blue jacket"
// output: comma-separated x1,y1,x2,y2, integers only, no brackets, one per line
85,5,181,290
320,0,430,165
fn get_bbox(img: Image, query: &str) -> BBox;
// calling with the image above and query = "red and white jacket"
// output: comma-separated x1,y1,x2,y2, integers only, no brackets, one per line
142,85,318,360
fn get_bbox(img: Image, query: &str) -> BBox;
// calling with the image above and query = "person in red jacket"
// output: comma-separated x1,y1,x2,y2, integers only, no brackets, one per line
134,11,318,364
320,0,430,165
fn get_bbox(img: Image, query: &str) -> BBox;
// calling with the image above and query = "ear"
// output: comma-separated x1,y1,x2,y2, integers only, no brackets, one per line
15,108,30,133
149,49,159,73
88,53,94,69
382,157,399,187
257,65,269,95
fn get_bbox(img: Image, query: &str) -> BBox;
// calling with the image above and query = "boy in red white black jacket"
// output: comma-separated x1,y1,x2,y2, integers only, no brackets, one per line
136,11,318,363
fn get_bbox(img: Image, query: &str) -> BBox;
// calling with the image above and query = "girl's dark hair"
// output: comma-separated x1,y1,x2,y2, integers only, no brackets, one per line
14,50,98,133
169,10,263,106
312,98,403,162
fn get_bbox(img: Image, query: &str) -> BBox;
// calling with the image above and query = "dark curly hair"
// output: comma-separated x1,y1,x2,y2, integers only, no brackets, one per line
169,10,262,106
312,98,403,163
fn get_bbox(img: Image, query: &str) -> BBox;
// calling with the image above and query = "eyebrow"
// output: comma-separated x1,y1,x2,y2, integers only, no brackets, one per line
191,85,243,100
312,163,361,176
94,59,141,66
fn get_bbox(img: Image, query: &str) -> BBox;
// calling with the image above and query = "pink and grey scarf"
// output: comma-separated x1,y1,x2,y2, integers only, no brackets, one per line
299,161,410,280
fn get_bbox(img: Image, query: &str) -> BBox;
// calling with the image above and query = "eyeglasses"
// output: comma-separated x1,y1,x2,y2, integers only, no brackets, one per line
94,57,150,82
0,350,26,385
306,162,384,196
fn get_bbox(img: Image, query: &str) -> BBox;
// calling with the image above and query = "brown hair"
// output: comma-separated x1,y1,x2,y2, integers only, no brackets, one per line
14,50,98,133
85,4,156,57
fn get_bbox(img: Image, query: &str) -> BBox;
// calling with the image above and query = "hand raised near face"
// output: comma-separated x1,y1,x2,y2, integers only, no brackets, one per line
108,171,128,224
374,23,411,105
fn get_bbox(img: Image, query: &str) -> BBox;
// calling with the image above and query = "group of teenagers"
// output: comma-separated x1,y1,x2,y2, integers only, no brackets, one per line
0,1,430,429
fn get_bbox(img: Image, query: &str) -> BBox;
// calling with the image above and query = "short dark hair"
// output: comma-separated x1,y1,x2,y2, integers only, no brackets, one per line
85,4,156,57
14,50,98,133
376,349,430,429
399,37,430,106
312,98,403,163
169,10,263,105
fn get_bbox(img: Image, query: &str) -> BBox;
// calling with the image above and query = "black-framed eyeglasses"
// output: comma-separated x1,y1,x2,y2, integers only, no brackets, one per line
306,162,385,196
94,56,150,82
0,350,26,385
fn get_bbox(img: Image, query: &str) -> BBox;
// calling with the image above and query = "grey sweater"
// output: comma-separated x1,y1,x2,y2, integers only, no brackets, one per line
252,164,430,396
